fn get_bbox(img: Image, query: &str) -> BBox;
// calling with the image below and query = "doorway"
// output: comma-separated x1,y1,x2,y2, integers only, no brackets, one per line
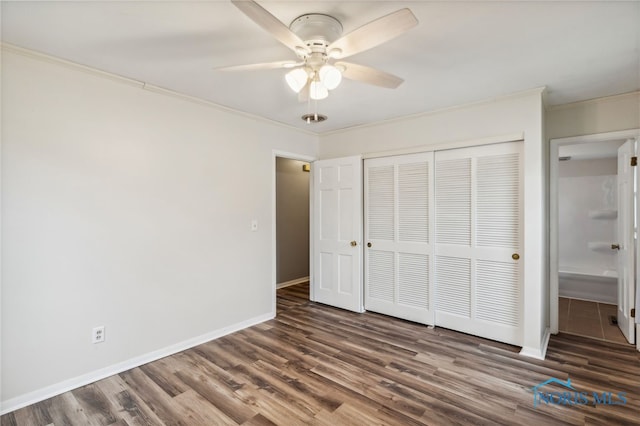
550,129,640,346
272,151,315,315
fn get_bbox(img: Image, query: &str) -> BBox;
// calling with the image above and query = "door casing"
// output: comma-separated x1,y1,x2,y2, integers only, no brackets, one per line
272,150,316,316
549,129,640,340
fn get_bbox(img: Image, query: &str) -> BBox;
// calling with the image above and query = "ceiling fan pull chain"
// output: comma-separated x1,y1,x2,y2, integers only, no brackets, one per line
314,98,318,122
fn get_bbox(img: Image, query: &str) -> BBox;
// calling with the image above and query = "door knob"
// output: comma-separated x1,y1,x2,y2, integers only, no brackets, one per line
350,240,357,247
367,242,372,248
612,244,620,250
512,253,520,260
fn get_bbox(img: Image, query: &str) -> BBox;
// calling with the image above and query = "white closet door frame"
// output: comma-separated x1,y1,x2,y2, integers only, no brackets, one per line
364,152,435,325
434,141,524,346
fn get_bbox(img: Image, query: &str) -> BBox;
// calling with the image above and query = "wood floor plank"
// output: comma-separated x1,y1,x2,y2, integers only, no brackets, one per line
97,375,167,426
4,282,640,425
240,413,277,426
119,368,189,426
10,402,52,426
172,390,238,425
138,363,188,398
71,383,119,425
311,402,392,426
180,350,246,392
251,359,342,413
173,361,255,424
43,392,97,426
0,414,17,426
230,362,320,420
232,380,316,425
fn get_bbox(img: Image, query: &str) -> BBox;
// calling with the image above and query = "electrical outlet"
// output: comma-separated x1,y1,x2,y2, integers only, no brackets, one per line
92,326,105,344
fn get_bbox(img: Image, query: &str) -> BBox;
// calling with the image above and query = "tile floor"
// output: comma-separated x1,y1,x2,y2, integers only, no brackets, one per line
559,297,628,344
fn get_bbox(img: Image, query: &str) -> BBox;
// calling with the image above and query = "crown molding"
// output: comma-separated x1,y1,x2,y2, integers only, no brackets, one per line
1,43,319,138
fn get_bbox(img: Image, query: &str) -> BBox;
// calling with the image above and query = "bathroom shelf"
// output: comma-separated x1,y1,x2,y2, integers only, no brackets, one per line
588,209,617,220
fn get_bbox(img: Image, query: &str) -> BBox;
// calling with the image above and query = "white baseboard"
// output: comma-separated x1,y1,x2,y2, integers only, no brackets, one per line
519,327,551,360
276,276,309,289
0,312,274,415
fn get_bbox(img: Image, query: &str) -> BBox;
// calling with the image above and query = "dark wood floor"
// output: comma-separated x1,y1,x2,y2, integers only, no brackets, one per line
3,283,640,425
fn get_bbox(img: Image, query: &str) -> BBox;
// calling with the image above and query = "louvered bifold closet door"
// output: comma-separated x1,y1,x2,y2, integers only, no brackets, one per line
434,141,523,346
364,152,435,325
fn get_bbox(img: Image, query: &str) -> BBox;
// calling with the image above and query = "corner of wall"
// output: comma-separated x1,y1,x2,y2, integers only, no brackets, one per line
542,89,551,331
0,40,4,409
520,327,551,360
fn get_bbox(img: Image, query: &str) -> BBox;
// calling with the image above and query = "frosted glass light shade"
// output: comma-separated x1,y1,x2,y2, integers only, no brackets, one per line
319,65,342,90
285,68,308,93
309,80,328,100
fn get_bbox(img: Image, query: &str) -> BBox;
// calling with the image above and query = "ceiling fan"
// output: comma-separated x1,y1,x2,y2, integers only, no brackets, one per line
219,0,418,102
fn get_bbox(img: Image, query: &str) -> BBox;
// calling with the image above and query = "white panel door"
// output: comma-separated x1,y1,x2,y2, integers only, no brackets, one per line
312,156,364,313
617,139,635,344
434,141,523,346
364,152,435,325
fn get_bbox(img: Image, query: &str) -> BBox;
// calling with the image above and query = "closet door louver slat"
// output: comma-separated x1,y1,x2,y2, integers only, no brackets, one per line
367,166,395,241
435,256,471,317
476,260,519,327
399,162,430,243
435,158,472,246
398,252,429,309
477,153,520,248
368,250,395,302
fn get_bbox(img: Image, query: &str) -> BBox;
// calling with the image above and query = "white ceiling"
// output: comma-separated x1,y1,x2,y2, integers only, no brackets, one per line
2,1,639,134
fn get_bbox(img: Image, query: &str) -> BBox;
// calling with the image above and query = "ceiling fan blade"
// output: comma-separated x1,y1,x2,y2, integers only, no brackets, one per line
336,62,404,89
215,60,302,72
231,0,309,54
328,9,418,59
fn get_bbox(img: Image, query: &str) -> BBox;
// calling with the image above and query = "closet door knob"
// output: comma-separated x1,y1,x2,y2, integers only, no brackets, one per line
350,240,357,247
367,242,372,248
612,244,620,250
512,253,520,260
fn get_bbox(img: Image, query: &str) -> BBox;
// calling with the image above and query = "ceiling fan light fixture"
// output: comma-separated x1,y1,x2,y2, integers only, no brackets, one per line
319,64,342,90
285,68,308,93
309,80,328,100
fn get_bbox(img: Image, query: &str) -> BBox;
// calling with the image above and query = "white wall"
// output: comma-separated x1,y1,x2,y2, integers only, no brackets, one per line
558,159,617,274
276,158,310,283
1,47,317,410
547,92,640,140
319,89,548,358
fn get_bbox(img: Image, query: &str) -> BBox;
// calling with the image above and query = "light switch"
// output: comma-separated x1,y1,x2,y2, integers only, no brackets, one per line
251,219,258,231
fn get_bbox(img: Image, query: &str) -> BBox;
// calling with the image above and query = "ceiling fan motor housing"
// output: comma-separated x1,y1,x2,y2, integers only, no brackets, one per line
290,14,343,56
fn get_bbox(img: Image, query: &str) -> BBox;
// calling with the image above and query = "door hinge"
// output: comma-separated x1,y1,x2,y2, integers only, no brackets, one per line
631,156,637,167
631,308,635,318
